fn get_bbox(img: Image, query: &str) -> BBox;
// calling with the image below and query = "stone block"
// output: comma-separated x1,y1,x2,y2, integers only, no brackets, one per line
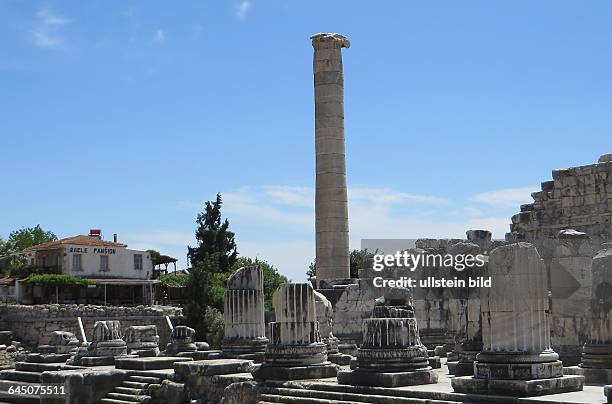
451,374,584,397
253,362,338,381
337,368,438,388
115,356,192,370
474,360,563,380
175,359,255,378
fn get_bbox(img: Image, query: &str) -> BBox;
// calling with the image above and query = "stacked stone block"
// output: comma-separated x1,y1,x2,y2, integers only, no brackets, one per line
507,154,612,249
124,325,160,357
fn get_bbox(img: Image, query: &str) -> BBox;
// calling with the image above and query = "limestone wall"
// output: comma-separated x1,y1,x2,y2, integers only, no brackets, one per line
508,155,612,248
0,304,181,348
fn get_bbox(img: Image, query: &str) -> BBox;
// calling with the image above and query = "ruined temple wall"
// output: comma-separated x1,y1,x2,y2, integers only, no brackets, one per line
508,156,612,248
0,304,181,348
331,237,502,347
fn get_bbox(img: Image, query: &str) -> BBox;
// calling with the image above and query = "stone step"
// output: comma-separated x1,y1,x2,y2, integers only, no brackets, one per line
259,395,368,404
123,381,149,389
107,392,150,402
0,370,42,383
261,387,457,403
127,375,162,384
15,362,81,372
115,386,147,395
100,400,143,404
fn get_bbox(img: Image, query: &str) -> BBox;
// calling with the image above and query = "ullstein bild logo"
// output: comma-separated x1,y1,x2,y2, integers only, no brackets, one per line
361,239,492,289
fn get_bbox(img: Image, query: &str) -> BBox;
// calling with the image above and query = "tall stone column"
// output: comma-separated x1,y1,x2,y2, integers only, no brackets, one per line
312,33,350,283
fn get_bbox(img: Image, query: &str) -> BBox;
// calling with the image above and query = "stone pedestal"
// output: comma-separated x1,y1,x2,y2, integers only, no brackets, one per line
164,326,198,356
38,331,80,355
253,283,337,381
73,320,127,366
338,296,438,388
578,242,612,383
124,325,160,357
221,266,268,361
452,243,584,397
312,32,351,283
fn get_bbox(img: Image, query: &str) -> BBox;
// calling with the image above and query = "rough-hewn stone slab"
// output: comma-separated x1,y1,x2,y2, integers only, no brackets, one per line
451,374,584,397
174,359,254,378
253,362,337,381
337,368,437,388
115,356,192,370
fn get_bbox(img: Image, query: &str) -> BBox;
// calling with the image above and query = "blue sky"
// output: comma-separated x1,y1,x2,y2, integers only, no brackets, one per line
1,1,611,281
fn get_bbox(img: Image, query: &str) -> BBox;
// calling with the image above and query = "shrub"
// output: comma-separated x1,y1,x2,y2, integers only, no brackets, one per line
25,274,89,287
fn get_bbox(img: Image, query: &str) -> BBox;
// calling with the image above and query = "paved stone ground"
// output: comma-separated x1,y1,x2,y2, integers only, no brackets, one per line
296,358,607,403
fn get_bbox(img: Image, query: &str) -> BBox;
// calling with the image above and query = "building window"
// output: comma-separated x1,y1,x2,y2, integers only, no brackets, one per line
100,255,109,272
72,254,82,272
134,254,143,270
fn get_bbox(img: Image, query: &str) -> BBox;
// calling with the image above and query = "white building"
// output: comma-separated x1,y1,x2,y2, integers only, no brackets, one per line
23,233,153,279
14,230,159,305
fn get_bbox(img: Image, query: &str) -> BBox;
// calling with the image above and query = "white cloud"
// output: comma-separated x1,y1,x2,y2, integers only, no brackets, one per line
159,184,515,280
235,1,251,20
264,185,313,207
469,186,536,207
153,29,166,42
30,8,70,49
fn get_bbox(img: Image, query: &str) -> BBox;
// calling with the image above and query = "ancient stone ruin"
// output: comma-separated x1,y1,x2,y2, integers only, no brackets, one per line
164,325,197,356
313,32,351,284
221,266,268,361
124,325,160,357
253,282,338,380
578,242,612,383
74,320,128,366
338,294,437,387
452,243,584,396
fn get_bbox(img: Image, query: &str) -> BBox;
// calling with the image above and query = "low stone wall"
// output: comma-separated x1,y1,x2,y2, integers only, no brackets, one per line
0,304,182,348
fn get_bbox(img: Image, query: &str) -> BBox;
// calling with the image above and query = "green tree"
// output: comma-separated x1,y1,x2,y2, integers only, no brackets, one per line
6,225,57,252
231,257,288,310
0,225,57,274
187,193,237,272
185,194,238,339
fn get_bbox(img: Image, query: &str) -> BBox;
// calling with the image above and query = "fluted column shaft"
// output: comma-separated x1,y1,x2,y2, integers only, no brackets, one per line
312,33,350,282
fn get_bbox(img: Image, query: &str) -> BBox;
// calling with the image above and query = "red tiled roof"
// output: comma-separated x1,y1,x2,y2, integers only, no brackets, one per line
24,235,128,251
0,277,16,286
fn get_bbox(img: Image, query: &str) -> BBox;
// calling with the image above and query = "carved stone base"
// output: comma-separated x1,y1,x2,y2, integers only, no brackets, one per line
451,375,584,397
264,343,328,367
338,367,438,388
474,360,563,380
221,337,268,356
355,347,429,372
252,362,338,381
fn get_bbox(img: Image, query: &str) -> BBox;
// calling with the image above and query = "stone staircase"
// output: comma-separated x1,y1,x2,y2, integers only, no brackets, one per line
0,359,82,404
256,381,513,404
99,375,162,404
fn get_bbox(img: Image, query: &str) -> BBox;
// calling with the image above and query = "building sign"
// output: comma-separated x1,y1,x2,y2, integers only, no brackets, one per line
68,247,117,254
